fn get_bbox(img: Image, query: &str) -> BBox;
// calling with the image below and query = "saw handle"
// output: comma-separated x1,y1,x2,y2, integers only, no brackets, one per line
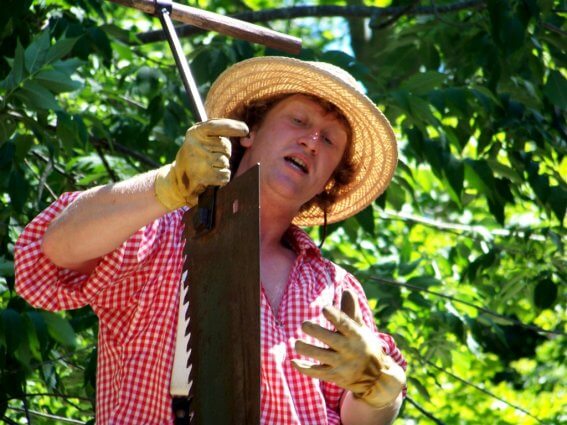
107,0,302,54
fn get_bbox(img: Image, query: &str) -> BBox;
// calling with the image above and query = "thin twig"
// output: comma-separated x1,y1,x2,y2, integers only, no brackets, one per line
91,137,161,168
369,276,564,336
423,359,543,423
11,393,92,402
22,396,31,425
93,144,119,182
1,416,19,425
2,346,94,377
406,395,447,424
7,407,87,424
542,21,567,36
24,159,58,201
379,209,547,242
30,151,77,184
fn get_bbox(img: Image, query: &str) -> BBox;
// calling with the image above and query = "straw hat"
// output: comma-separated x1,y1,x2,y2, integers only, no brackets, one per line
205,56,397,227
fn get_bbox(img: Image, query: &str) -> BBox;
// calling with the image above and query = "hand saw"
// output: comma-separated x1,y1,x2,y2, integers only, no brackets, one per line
105,1,301,423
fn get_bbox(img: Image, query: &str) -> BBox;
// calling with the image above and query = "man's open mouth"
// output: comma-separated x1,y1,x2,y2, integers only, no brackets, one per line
285,156,308,173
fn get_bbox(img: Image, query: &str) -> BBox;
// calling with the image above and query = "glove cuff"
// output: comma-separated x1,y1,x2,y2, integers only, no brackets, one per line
154,164,188,212
353,356,406,409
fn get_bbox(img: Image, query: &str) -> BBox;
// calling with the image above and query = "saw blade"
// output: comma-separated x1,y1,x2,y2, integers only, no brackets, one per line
183,165,260,424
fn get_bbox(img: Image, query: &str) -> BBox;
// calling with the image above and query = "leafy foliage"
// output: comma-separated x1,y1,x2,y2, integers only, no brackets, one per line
1,0,565,423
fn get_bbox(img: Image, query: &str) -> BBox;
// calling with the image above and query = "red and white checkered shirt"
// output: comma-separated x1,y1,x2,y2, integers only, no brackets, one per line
15,192,406,425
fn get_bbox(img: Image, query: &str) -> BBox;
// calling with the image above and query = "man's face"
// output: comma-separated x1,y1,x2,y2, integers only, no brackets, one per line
236,94,349,210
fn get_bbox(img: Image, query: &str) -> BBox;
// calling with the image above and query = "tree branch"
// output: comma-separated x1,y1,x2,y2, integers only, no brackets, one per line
30,151,77,185
24,159,58,202
422,359,544,423
7,407,87,424
369,276,565,336
136,1,486,44
370,0,421,30
379,209,547,242
90,137,161,168
93,143,119,182
405,395,447,424
1,416,19,425
14,393,92,402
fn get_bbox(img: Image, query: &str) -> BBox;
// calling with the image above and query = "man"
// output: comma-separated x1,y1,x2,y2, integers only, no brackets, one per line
15,56,407,424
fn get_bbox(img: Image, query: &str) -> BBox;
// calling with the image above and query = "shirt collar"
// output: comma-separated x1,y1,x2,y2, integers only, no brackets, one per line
284,225,322,259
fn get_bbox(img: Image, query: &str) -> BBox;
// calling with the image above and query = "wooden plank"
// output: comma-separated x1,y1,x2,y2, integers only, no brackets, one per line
182,164,260,425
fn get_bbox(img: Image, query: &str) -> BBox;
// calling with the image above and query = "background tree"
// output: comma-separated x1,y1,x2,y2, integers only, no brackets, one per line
0,0,565,423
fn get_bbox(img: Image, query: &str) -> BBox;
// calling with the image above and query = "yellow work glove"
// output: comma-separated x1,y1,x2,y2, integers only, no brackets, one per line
292,290,406,409
154,119,249,211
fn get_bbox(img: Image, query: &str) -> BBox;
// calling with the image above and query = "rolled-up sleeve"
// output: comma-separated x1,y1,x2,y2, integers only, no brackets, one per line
14,192,178,312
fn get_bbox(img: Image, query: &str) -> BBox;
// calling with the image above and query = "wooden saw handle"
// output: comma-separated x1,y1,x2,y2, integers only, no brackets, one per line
107,0,302,54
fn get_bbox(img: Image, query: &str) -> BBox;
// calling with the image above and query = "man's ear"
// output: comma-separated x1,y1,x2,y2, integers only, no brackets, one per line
240,130,255,148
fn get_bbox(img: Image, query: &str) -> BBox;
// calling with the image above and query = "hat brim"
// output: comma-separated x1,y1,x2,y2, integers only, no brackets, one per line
205,56,397,227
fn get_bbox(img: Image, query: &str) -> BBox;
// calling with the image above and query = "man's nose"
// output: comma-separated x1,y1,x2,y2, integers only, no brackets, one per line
298,131,321,154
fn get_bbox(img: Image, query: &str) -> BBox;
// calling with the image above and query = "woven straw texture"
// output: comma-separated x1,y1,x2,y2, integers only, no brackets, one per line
205,56,397,227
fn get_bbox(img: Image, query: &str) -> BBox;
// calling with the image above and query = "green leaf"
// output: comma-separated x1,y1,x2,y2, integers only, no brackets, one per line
355,205,375,237
35,68,82,93
547,186,567,223
12,40,26,87
52,57,84,75
382,180,406,211
45,36,79,64
398,259,421,276
1,309,25,352
57,112,88,153
24,29,51,74
40,311,77,348
16,80,61,111
87,27,113,62
470,85,501,108
0,257,14,278
543,70,567,109
407,275,442,289
24,312,48,358
500,15,525,53
0,140,15,169
467,250,497,281
14,133,34,161
407,291,430,307
408,94,439,126
533,278,558,310
401,71,447,95
0,114,17,147
465,159,497,199
487,159,522,183
408,376,431,401
8,166,30,212
442,87,470,116
135,66,162,98
0,40,26,91
443,155,464,205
